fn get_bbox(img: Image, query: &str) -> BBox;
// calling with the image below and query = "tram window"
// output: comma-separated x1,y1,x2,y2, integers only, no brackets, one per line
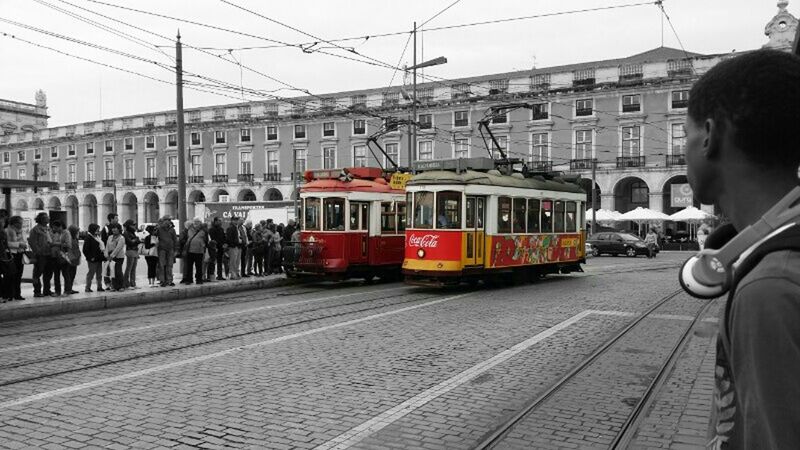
397,202,407,232
476,197,485,228
350,202,369,231
554,201,565,232
497,196,512,233
413,192,434,229
541,200,553,233
466,197,475,228
406,193,413,229
381,202,396,234
323,197,345,231
436,191,462,229
566,202,577,232
578,204,584,231
527,199,541,233
360,203,368,230
304,197,320,231
512,198,526,233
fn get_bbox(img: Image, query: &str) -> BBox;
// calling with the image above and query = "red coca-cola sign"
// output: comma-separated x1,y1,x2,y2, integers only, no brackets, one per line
407,233,440,248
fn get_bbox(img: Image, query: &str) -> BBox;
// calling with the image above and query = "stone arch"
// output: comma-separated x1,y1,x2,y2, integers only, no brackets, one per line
212,188,229,202
612,176,650,214
237,188,256,202
188,190,206,219
264,188,283,201
15,198,28,212
100,193,115,222
290,188,300,201
65,195,79,228
121,192,138,223
164,190,178,218
32,198,45,210
142,191,160,223
82,194,98,228
48,196,62,210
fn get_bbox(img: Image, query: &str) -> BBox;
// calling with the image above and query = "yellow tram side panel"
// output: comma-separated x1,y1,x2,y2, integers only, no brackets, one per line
460,230,486,269
481,232,585,269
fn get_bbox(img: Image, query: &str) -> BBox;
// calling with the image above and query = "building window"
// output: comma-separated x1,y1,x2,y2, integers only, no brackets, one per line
66,145,75,157
168,134,177,147
384,117,398,132
418,114,432,130
50,146,58,158
323,147,336,169
214,131,226,144
266,125,278,141
491,113,508,124
265,103,279,117
418,87,434,103
214,153,226,175
489,136,508,159
294,124,306,139
267,150,278,174
240,128,251,143
82,143,93,155
418,141,433,160
531,103,549,120
213,108,225,120
319,122,334,138
189,111,201,122
191,155,201,177
18,168,26,179
353,145,367,167
124,137,133,150
294,149,306,173
671,123,686,155
50,165,59,182
2,152,8,164
104,140,114,152
575,129,593,159
530,73,551,90
124,159,134,179
68,163,77,182
631,181,649,204
353,119,366,135
489,79,508,94
622,94,641,113
573,68,596,86
454,111,469,127
1,169,7,178
145,136,155,149
382,92,399,106
531,133,548,162
239,105,251,118
145,157,156,178
622,125,641,156
34,148,42,160
452,83,470,99
190,132,201,146
454,138,469,159
104,160,113,180
321,97,337,111
672,90,689,109
86,161,95,181
18,150,26,162
576,99,593,116
350,94,366,108
385,143,399,167
240,151,252,174
167,155,177,177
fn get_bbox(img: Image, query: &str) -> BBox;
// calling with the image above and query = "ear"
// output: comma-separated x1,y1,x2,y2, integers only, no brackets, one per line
703,118,721,160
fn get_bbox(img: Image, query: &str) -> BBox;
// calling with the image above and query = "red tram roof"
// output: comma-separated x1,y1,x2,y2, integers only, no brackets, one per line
302,167,404,194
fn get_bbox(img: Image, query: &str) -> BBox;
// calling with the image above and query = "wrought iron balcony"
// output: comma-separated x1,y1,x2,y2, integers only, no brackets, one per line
263,172,281,182
83,180,96,188
123,178,136,186
531,111,549,121
528,160,553,172
666,154,686,167
102,179,116,187
49,184,59,191
64,182,77,190
189,176,204,184
290,172,305,180
575,108,593,117
671,99,688,109
616,156,646,168
569,158,596,170
237,173,254,182
212,174,228,183
622,104,641,113
165,176,177,185
143,177,158,186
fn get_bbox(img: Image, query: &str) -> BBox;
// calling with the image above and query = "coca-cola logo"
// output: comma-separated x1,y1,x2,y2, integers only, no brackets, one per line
408,234,439,248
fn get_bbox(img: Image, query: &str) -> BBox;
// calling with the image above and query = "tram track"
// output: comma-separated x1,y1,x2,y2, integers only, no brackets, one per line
473,288,715,449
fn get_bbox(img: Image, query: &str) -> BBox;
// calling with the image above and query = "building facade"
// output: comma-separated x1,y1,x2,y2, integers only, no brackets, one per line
0,3,795,231
0,90,49,135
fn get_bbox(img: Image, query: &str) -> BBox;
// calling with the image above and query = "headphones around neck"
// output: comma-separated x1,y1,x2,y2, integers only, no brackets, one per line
679,186,800,299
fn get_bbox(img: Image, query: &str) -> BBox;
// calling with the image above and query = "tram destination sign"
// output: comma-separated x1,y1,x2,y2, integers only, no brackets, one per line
413,157,495,173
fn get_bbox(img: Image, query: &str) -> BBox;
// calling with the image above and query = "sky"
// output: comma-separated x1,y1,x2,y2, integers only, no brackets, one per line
0,0,789,127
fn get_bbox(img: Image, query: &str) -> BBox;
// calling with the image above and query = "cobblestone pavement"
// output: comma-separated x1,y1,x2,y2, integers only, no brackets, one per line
0,252,715,449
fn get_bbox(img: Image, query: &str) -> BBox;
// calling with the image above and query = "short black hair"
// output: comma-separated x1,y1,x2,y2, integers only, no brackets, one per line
108,223,122,232
51,220,63,228
107,213,118,221
688,49,800,169
35,212,49,224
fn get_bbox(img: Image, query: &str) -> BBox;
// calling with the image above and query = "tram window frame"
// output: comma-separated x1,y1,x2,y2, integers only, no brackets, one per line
497,196,512,233
466,197,475,229
413,192,434,229
436,191,462,229
381,202,396,234
541,200,553,233
527,199,541,233
304,197,321,231
512,198,526,233
476,197,485,229
323,197,345,231
405,193,413,229
554,201,566,232
349,202,369,231
397,202,407,232
566,202,577,232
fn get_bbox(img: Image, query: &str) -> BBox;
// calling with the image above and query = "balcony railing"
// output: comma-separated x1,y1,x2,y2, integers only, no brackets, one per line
528,160,553,172
102,179,116,187
569,158,596,170
189,176,204,184
575,108,593,117
290,172,305,180
143,177,159,186
622,104,641,113
165,176,177,185
83,180,96,188
671,99,688,109
123,178,136,186
237,173,254,182
666,154,686,167
263,172,281,182
616,156,646,168
49,184,59,191
212,174,228,183
64,182,77,190
531,111,549,120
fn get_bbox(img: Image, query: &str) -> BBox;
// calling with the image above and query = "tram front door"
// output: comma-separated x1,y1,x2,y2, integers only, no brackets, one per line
465,196,485,267
349,201,369,264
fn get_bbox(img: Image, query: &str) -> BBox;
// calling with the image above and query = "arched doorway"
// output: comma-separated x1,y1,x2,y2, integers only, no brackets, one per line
15,199,28,214
142,192,160,223
164,190,178,218
188,190,206,219
264,188,283,201
238,188,256,201
121,192,138,223
65,195,79,228
82,194,98,228
212,189,229,202
32,198,44,210
100,193,115,222
48,196,62,211
613,177,650,213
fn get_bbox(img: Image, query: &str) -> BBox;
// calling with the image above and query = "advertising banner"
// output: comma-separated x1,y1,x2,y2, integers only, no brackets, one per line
671,183,694,208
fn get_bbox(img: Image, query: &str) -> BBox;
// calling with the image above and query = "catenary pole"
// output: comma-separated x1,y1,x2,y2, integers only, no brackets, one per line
176,31,187,225
411,22,417,173
591,158,597,234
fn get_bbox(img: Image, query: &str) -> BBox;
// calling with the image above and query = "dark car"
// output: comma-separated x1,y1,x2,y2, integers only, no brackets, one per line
587,232,654,257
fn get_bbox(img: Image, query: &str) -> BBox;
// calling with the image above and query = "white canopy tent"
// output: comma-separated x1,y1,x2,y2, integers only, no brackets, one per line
616,207,671,236
668,206,717,241
585,208,623,222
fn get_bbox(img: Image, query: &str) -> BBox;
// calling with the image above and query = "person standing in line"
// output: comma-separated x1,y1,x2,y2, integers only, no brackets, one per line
186,219,208,284
122,219,141,289
209,216,226,280
178,219,193,284
28,212,53,298
105,223,126,291
205,239,217,282
283,219,296,244
0,210,11,302
100,212,119,287
271,223,283,274
241,219,252,277
226,216,242,279
63,225,81,295
142,225,159,287
6,215,28,301
49,220,71,297
156,217,177,287
82,223,105,293
251,223,264,276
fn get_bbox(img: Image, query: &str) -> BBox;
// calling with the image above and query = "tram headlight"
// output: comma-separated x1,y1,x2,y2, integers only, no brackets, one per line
417,248,425,259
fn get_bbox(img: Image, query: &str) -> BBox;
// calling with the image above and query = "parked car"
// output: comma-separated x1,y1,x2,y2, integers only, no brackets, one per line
587,232,656,257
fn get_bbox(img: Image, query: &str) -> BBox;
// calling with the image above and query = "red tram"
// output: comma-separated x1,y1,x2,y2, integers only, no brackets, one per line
290,167,407,281
402,158,587,286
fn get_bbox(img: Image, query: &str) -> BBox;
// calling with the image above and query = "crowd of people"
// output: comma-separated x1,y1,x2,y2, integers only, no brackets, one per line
0,209,299,302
